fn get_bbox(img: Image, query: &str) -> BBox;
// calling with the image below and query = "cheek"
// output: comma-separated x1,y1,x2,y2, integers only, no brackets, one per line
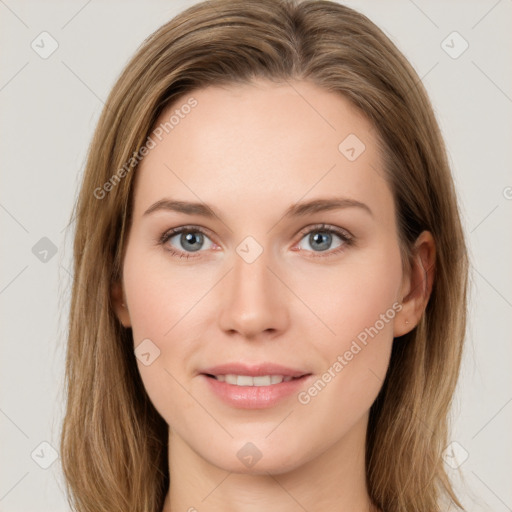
121,246,215,422
123,243,211,343
294,244,402,424
293,241,402,345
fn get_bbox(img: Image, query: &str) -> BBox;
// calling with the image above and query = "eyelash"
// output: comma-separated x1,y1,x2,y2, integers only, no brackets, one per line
157,223,354,260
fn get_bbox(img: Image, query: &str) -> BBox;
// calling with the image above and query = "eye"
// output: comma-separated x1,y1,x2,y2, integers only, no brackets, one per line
295,223,353,257
159,226,216,259
158,223,354,260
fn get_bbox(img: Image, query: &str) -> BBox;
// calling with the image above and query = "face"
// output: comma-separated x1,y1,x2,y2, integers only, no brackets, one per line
113,78,412,474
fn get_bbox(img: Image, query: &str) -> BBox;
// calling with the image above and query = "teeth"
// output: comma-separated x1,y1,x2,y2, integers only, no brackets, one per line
214,374,294,386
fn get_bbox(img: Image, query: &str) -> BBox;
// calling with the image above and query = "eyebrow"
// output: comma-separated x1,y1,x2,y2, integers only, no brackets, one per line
143,197,373,219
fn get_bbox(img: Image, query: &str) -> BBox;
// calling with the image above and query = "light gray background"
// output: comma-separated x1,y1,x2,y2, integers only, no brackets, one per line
1,1,511,511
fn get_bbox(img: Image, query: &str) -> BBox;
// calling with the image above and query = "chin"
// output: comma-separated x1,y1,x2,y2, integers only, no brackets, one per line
200,439,308,476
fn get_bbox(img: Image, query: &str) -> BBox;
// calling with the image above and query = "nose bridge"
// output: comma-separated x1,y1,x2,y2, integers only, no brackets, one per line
232,247,272,298
217,241,288,338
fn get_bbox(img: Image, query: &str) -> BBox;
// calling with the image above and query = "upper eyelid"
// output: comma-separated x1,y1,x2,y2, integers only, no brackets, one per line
298,223,352,239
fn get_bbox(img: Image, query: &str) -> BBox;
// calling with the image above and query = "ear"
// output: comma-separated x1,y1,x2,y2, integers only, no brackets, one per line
394,231,435,337
111,281,132,328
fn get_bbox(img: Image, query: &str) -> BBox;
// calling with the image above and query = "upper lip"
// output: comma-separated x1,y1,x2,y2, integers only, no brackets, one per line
200,362,310,378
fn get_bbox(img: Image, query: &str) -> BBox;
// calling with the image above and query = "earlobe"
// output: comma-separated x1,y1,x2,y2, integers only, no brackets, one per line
111,281,132,328
394,231,436,337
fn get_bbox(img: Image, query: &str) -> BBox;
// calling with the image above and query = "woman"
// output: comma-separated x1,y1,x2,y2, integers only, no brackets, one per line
60,0,469,510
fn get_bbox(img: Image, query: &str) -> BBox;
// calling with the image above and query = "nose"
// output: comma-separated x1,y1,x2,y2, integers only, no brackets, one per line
217,248,289,340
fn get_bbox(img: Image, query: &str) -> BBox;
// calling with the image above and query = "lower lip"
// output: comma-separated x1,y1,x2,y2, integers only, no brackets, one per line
201,374,312,409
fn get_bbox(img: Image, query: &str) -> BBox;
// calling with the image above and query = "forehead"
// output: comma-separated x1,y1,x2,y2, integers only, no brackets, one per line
132,79,392,222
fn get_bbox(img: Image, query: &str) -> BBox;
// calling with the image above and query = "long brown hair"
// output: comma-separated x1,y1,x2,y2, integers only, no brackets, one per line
60,1,469,510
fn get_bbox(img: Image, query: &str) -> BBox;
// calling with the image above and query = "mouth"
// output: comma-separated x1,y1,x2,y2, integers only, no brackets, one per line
201,372,313,409
202,373,310,386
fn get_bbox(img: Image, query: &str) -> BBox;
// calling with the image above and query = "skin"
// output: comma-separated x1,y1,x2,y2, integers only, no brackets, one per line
112,78,435,512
